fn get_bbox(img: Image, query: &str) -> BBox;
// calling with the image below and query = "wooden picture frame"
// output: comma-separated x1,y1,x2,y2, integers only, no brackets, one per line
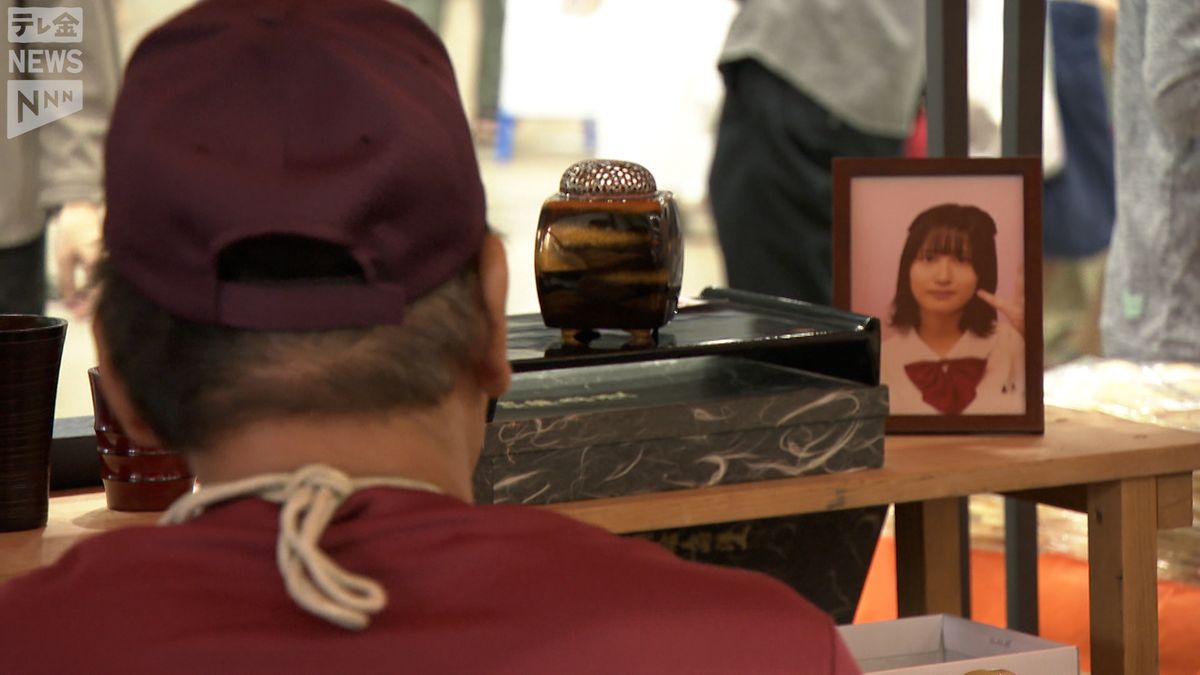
833,157,1043,434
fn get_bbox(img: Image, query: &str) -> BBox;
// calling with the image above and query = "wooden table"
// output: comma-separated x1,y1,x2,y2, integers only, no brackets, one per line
2,408,1197,674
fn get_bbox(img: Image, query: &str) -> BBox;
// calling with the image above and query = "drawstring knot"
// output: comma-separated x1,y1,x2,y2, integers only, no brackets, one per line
161,464,441,630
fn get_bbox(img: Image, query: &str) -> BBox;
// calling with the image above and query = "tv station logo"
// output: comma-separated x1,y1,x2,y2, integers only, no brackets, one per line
7,6,84,139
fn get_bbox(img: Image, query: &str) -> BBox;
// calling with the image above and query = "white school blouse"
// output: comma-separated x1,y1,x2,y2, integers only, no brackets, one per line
881,322,1025,415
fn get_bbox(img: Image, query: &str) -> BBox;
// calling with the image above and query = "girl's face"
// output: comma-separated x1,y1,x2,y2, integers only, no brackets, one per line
908,229,978,317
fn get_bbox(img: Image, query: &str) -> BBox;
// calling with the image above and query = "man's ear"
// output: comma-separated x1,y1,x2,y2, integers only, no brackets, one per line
475,232,511,398
92,320,164,448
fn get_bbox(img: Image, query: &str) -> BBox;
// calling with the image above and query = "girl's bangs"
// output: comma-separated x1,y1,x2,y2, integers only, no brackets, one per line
916,226,973,260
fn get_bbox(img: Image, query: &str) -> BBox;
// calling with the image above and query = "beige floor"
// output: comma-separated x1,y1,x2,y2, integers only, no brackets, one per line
51,130,727,419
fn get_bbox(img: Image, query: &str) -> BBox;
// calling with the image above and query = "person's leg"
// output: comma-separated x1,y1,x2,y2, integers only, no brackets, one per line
1043,257,1077,365
709,60,904,305
1074,250,1108,357
0,234,47,315
476,0,505,123
1044,250,1108,365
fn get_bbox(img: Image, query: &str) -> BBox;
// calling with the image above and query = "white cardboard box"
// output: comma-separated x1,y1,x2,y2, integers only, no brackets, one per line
838,615,1078,674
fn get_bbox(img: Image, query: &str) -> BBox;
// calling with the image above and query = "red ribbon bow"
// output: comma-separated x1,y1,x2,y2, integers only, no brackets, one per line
903,357,987,415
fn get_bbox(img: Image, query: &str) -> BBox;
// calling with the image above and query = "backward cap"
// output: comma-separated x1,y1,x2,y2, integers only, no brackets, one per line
103,0,486,330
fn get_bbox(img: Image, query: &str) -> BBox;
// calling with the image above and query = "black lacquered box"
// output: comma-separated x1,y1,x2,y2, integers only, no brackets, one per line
476,288,887,504
475,356,886,505
478,288,889,624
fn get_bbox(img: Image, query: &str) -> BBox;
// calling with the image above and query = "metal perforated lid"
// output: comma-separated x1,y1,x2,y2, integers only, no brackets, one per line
559,159,656,197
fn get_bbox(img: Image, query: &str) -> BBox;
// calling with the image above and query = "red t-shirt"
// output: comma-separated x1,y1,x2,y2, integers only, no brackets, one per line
0,489,860,674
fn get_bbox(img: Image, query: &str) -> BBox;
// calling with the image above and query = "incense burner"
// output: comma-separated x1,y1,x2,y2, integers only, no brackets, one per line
534,159,683,347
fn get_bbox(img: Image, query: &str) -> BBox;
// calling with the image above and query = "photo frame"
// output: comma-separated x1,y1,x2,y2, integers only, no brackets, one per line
833,157,1043,434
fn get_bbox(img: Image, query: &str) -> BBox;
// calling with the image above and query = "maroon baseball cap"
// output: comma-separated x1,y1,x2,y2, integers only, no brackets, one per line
103,0,487,330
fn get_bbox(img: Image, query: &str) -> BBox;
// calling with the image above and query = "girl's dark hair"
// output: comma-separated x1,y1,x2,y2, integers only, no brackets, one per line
889,203,999,337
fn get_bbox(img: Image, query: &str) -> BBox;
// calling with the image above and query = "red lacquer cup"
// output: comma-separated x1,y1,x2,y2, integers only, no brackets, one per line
88,368,194,511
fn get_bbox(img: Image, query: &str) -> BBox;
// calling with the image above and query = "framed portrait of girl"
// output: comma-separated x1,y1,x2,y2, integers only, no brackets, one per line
833,157,1043,433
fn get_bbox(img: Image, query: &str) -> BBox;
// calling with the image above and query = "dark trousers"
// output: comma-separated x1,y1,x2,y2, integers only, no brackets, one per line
0,234,46,314
710,60,905,305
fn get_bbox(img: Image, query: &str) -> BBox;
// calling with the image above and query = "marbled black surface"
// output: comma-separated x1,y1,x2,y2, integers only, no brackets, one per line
475,349,889,622
629,507,888,625
474,356,886,505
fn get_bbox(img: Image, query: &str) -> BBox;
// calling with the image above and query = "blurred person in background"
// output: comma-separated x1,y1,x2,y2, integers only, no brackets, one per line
1041,0,1117,365
966,0,1113,366
1,0,120,315
397,0,506,140
1100,0,1200,361
709,0,925,305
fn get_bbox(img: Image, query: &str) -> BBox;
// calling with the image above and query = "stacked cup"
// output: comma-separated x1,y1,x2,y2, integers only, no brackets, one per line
0,315,67,532
88,368,194,511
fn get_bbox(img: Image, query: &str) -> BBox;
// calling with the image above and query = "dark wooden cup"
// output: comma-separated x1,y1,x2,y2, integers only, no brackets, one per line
0,315,67,532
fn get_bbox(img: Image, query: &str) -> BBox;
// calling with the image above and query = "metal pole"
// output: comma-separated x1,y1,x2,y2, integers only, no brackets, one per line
1000,0,1046,636
925,0,972,618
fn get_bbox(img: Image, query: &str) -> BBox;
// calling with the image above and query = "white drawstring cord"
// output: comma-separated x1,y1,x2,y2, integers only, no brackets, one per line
160,464,441,630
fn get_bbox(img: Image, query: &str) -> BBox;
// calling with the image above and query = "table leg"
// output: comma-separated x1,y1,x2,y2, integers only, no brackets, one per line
1004,497,1039,634
895,498,966,617
1087,477,1158,675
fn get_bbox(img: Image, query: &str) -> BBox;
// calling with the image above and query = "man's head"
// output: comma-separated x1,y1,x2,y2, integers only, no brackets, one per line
93,0,509,453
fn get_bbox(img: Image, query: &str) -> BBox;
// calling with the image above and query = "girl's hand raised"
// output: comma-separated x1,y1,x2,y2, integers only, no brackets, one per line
976,270,1025,338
